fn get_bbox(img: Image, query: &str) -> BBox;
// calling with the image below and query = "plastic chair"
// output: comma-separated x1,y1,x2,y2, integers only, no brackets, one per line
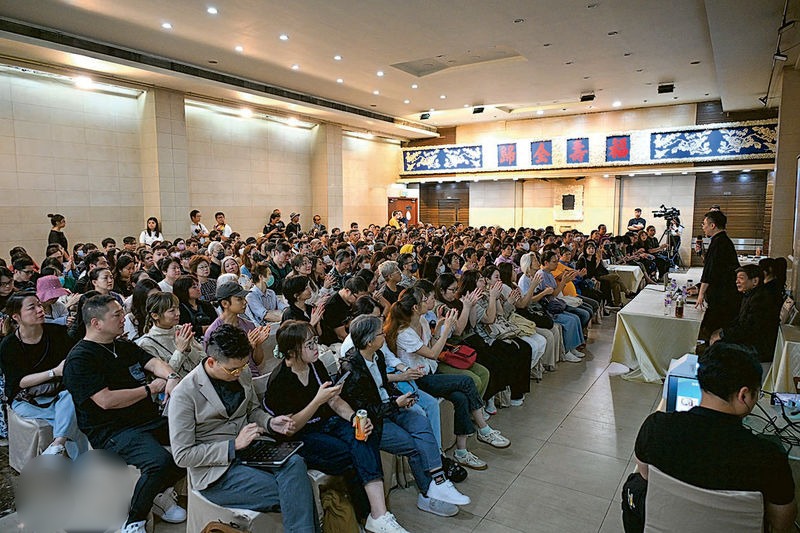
644,465,764,533
7,406,53,472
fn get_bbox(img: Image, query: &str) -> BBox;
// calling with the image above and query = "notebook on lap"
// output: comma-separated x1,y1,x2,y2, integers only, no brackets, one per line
238,438,304,467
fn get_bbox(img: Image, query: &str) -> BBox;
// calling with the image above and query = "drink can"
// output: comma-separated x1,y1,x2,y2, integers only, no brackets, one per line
354,409,368,441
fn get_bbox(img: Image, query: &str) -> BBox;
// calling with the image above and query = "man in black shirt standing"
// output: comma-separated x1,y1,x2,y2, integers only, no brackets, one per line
64,295,186,533
622,343,796,532
696,210,740,341
626,208,646,236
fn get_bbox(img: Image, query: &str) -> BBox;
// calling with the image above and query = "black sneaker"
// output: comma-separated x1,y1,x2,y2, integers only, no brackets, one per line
442,454,468,483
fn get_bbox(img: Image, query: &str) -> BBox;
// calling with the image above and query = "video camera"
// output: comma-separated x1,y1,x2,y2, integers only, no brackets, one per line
652,205,680,220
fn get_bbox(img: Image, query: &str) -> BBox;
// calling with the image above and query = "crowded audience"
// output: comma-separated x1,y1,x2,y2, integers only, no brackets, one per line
0,207,794,533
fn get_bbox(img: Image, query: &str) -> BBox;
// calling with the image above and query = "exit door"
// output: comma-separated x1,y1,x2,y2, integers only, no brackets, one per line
388,197,418,226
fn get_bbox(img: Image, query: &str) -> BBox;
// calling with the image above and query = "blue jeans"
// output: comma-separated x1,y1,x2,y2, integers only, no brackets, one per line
416,373,482,438
12,390,89,459
566,304,591,328
554,312,584,351
298,416,382,484
380,408,440,493
100,418,184,524
201,455,319,533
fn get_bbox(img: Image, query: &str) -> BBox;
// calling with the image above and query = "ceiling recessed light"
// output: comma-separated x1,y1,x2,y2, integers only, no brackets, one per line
279,34,289,41
336,78,343,83
376,70,384,77
565,61,574,65
463,104,469,108
655,172,662,176
474,179,479,182
411,84,418,89
712,170,719,174
583,76,591,80
74,76,93,89
636,68,644,72
161,22,173,29
291,64,300,70
623,52,632,57
561,107,567,111
404,99,410,104
743,168,752,172
240,108,253,118
513,18,525,23
208,59,218,64
628,173,635,176
587,3,599,7
643,99,648,102
440,95,446,99
429,108,435,112
234,45,244,53
373,90,380,95
682,171,688,175
334,55,342,61
543,43,551,47
206,6,218,14
536,110,544,115
612,100,622,107
603,174,610,178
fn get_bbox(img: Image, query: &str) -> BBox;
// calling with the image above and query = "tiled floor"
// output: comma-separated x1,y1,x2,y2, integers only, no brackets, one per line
1,313,661,532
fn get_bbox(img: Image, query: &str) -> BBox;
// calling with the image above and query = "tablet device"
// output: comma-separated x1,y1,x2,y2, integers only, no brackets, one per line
238,438,304,468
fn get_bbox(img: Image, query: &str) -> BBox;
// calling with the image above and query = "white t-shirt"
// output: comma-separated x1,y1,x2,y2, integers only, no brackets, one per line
341,335,405,369
190,222,209,242
396,316,437,375
139,230,165,246
158,279,173,293
364,357,390,402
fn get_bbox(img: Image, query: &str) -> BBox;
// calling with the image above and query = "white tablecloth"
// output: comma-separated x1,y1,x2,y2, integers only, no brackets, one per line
607,264,644,293
611,286,704,383
763,325,800,393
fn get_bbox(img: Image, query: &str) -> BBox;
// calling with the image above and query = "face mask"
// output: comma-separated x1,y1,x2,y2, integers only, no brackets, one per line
215,250,225,261
266,275,275,288
362,262,371,270
177,243,186,250
484,243,491,249
522,242,530,251
77,250,85,259
410,263,418,274
437,264,445,274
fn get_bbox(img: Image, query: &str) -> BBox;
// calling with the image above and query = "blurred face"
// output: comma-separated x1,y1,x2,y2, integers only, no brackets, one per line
313,216,321,225
299,283,312,301
223,259,239,274
489,270,501,284
647,227,656,237
189,280,202,300
165,262,182,282
586,244,596,256
192,212,202,223
92,269,114,293
143,253,154,268
216,214,225,225
477,275,487,291
336,257,352,273
442,282,458,302
0,276,13,297
196,261,210,278
14,296,45,326
449,256,460,270
15,266,35,281
735,272,759,293
153,249,168,262
314,260,326,276
544,256,559,271
501,245,512,258
423,292,436,311
120,263,135,279
560,251,572,262
225,295,247,315
702,217,715,237
297,257,312,275
155,305,180,328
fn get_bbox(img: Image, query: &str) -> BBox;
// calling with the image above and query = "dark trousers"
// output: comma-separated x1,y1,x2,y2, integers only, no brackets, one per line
698,298,740,342
417,373,482,436
101,418,184,524
621,472,647,533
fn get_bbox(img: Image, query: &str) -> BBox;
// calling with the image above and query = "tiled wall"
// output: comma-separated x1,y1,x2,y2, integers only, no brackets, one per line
469,181,518,228
0,71,143,257
342,136,402,228
521,175,618,233
185,105,313,238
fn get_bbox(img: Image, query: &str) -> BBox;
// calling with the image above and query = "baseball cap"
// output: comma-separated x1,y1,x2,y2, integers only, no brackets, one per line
36,275,69,302
290,212,300,219
216,282,250,300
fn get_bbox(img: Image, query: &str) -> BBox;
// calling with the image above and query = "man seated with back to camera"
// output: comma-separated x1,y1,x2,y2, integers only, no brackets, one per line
621,343,796,533
168,324,319,532
710,265,781,364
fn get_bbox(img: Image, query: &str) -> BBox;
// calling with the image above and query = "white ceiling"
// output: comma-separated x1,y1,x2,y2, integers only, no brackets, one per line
0,0,796,138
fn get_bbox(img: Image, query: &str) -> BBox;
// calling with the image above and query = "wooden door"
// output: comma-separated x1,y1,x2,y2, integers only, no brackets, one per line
437,199,460,227
388,197,418,226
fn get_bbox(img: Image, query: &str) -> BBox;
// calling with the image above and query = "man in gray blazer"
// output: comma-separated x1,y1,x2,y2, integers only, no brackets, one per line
168,324,319,532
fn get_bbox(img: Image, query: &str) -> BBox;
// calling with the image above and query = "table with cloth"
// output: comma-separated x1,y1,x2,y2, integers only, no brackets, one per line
606,264,644,293
763,325,800,393
611,282,704,383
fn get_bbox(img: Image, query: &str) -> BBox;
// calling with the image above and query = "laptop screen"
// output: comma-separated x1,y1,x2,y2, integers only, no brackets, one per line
666,375,702,412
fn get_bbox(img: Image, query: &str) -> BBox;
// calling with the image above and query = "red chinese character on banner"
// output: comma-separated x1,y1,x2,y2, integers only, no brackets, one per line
499,144,516,165
608,137,629,159
569,139,588,162
533,142,551,164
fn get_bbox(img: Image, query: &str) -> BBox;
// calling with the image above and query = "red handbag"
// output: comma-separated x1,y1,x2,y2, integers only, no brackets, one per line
440,344,477,369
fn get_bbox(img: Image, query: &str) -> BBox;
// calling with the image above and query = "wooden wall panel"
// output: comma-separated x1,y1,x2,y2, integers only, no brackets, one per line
695,100,777,124
420,182,469,226
404,127,456,148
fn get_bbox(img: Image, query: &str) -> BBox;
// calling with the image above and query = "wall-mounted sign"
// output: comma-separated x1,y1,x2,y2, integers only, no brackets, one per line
497,143,517,167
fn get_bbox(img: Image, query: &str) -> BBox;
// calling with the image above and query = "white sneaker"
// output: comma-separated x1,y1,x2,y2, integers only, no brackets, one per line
482,407,491,420
509,398,524,407
152,489,187,523
427,478,470,506
570,349,586,359
476,428,511,449
563,351,582,363
417,493,459,517
452,450,487,470
121,520,147,533
365,511,410,533
485,397,497,415
42,443,66,456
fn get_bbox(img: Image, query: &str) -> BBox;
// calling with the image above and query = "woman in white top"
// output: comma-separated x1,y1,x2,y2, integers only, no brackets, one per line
384,287,510,471
245,264,286,326
135,292,204,378
139,216,165,246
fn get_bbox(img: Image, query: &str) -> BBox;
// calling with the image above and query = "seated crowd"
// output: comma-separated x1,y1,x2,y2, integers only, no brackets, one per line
0,208,793,532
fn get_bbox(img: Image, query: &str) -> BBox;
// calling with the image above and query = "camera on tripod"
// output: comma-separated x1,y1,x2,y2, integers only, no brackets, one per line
652,205,680,221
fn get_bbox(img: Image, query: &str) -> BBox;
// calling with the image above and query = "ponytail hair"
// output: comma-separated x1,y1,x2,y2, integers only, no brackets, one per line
383,287,424,355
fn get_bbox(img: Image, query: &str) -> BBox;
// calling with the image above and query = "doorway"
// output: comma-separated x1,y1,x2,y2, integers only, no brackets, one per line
387,197,418,226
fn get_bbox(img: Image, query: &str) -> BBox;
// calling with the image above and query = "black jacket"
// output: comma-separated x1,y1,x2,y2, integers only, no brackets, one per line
722,285,780,362
701,232,740,307
339,346,402,442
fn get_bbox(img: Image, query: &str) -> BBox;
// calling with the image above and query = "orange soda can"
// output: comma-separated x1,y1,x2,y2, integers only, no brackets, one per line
354,409,368,441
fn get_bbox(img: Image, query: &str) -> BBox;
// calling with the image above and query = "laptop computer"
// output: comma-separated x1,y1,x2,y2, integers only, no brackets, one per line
238,438,304,467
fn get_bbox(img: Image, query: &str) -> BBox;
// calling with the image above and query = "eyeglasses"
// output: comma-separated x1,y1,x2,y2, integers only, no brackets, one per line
21,270,35,275
0,280,12,288
219,361,249,376
445,287,458,293
304,336,319,350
